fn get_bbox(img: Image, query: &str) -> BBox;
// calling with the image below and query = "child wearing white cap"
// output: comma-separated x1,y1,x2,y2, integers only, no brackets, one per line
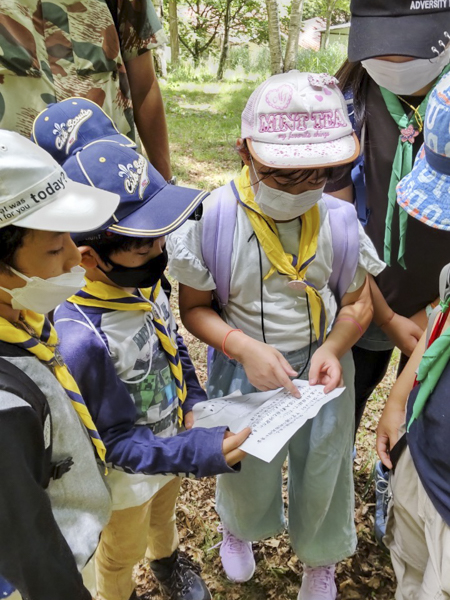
0,130,120,600
168,71,385,599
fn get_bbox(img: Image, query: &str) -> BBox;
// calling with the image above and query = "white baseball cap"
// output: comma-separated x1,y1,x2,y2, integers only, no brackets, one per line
242,70,359,169
0,130,120,231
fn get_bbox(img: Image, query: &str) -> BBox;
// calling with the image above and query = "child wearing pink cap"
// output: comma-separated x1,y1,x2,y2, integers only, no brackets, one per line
168,71,385,599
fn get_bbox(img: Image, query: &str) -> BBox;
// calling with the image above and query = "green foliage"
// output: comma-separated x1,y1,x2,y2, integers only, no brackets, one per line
303,0,350,24
166,43,345,85
227,45,271,75
167,45,271,83
227,0,268,45
167,0,267,64
176,0,224,63
167,58,219,83
296,44,347,76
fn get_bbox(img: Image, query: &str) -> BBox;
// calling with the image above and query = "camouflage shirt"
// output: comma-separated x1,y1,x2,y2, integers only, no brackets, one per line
0,0,167,143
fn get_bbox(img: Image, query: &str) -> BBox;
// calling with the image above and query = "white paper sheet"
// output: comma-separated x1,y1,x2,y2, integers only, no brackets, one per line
192,380,345,463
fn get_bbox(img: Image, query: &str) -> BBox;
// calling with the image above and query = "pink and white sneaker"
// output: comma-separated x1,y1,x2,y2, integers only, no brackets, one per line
298,565,337,600
218,525,255,582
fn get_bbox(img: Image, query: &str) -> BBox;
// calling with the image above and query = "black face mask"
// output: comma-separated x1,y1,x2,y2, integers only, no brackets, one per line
99,247,168,289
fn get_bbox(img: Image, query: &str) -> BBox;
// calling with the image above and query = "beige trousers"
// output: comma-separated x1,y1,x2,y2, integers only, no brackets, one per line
385,446,450,600
96,477,181,600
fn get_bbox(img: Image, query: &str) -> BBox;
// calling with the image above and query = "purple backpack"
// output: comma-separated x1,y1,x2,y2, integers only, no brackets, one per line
201,181,360,309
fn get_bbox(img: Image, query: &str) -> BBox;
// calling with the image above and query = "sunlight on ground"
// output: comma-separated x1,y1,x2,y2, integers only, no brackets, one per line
173,150,239,189
178,102,216,112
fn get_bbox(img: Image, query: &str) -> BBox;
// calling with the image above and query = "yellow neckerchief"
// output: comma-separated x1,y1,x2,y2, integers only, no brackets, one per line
235,166,327,344
69,278,186,425
0,311,107,470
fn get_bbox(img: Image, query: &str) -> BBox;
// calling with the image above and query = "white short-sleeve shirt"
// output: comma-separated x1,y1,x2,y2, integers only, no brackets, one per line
168,192,385,352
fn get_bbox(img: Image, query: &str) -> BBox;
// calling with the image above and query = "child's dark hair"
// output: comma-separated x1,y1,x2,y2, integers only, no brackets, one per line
335,59,369,128
239,140,350,187
77,231,154,263
0,226,29,272
257,163,350,187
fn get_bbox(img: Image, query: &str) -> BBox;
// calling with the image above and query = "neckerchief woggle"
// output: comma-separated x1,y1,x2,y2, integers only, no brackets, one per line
69,278,186,425
235,166,327,345
0,311,108,471
380,63,450,269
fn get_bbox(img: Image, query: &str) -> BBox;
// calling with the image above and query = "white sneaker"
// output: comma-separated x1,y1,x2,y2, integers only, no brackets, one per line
298,565,337,600
218,525,255,582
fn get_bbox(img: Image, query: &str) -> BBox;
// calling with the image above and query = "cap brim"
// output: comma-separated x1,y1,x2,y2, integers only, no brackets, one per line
247,133,359,170
348,14,446,62
397,147,450,231
14,179,121,233
106,184,209,237
81,133,136,151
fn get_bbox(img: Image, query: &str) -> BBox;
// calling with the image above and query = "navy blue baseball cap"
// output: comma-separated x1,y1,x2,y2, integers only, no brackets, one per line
349,0,450,62
32,97,136,163
63,140,209,239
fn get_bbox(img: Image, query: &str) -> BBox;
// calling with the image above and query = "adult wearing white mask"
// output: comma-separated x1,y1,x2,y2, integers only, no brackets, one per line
0,130,120,600
328,0,450,539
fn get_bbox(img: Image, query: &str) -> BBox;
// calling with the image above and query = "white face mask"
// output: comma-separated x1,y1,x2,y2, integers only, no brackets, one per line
254,180,324,220
0,265,86,313
361,49,450,95
250,159,324,220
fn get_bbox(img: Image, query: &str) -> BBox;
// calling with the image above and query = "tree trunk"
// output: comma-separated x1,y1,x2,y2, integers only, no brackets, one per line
265,0,283,74
168,0,180,66
217,0,232,80
154,46,168,78
323,15,331,49
323,0,337,49
283,0,304,72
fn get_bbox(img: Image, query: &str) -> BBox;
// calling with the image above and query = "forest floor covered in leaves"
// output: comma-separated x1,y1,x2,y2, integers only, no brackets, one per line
133,282,397,600
133,79,397,599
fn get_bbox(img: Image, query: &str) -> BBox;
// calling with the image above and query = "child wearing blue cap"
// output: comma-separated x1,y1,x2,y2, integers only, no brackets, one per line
377,72,450,599
32,98,250,600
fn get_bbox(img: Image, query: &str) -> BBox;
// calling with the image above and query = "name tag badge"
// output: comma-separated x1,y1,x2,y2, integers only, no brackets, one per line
287,280,306,292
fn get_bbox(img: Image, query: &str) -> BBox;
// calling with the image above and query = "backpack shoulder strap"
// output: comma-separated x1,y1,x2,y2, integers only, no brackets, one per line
201,181,239,308
344,88,369,225
344,88,358,136
0,341,72,488
323,194,360,302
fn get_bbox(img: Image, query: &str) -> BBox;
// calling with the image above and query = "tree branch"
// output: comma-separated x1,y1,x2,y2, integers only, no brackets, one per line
178,33,196,59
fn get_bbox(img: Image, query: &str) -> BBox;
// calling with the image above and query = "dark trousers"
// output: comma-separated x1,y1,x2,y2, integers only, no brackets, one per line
352,346,409,434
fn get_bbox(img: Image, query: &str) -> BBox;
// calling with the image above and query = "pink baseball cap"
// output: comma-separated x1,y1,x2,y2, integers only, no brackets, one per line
242,70,359,169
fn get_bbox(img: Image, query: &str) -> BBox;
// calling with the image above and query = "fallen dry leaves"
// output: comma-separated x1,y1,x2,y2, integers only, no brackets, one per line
132,281,397,600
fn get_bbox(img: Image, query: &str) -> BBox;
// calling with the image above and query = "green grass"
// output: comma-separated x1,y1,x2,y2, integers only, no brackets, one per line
297,44,347,75
161,80,255,190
